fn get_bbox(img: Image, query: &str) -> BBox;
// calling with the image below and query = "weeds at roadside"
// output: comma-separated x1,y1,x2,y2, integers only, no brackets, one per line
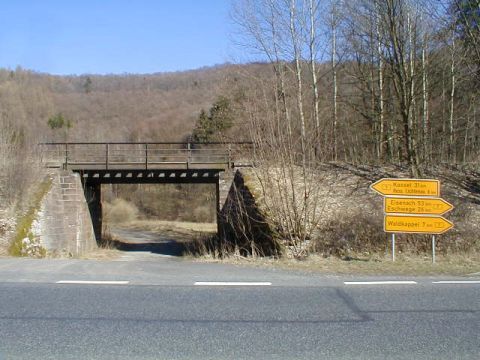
100,228,120,250
182,233,221,258
197,251,480,276
9,177,52,257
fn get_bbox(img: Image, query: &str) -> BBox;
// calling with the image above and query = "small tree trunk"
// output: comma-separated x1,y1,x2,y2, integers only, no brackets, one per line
463,112,470,163
421,25,429,164
441,68,447,162
331,2,338,161
408,12,421,174
376,3,385,159
449,33,456,163
289,0,307,166
472,103,477,161
309,0,320,158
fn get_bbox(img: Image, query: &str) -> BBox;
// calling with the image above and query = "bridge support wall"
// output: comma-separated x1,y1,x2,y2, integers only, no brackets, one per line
38,171,97,256
218,170,279,256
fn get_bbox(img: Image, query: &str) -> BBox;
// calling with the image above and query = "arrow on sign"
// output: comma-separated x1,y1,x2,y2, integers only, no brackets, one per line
384,197,454,215
384,215,454,234
370,178,440,197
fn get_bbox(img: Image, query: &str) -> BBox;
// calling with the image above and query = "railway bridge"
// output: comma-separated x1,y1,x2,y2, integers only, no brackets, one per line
41,142,252,242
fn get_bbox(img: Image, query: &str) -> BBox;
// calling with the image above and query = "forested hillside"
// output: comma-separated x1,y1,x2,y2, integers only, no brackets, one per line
0,65,245,144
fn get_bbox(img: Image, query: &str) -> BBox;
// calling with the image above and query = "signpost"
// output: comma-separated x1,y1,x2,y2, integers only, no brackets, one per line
370,178,454,263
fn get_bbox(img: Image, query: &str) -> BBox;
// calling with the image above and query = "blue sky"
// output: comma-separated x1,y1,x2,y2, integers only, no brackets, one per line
0,0,236,75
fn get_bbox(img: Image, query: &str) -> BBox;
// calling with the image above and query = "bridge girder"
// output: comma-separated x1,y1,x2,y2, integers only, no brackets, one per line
77,169,221,184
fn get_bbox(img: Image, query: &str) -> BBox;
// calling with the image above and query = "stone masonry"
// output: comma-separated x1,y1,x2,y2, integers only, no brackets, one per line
38,170,97,256
219,169,235,211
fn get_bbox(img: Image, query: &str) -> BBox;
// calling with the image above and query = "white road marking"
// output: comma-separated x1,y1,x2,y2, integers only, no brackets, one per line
344,281,417,285
432,280,480,284
194,281,272,286
56,280,130,285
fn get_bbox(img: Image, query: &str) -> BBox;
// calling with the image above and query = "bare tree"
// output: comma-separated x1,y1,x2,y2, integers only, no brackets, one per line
375,0,387,159
449,30,457,163
421,13,430,163
308,0,321,156
379,0,423,176
231,0,329,257
289,0,307,165
330,0,339,161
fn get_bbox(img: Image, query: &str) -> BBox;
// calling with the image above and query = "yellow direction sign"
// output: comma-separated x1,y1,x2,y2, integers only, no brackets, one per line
371,178,440,197
384,215,454,234
384,197,454,215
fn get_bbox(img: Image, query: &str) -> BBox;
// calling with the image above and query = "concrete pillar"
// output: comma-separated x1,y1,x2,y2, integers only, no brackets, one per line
84,182,102,243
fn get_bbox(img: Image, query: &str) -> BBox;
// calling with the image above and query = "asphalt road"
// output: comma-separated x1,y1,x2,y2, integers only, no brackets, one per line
0,256,478,359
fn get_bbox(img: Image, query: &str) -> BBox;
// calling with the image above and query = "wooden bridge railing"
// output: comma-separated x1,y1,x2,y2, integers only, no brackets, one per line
39,142,253,170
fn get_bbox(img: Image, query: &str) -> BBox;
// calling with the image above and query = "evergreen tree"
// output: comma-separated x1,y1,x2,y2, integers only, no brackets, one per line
192,96,233,142
47,113,72,130
83,76,93,94
47,113,73,141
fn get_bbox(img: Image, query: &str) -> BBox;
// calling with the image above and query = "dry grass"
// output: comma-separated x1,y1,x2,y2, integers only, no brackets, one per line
118,220,217,234
80,248,122,260
197,253,480,276
80,228,122,260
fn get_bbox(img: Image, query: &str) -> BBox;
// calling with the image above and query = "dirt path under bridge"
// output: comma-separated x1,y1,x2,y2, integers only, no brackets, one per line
95,220,217,260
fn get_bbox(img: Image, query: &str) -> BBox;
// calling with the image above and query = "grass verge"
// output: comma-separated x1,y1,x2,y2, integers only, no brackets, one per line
194,253,480,276
117,220,217,234
9,178,52,257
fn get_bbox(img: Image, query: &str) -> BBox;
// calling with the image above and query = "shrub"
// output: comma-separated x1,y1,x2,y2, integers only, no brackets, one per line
103,198,139,224
311,210,385,257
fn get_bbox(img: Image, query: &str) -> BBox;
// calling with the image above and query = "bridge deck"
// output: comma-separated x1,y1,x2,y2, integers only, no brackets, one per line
40,142,251,171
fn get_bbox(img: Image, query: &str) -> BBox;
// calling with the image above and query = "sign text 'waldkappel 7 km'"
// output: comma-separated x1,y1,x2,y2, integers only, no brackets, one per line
384,214,454,234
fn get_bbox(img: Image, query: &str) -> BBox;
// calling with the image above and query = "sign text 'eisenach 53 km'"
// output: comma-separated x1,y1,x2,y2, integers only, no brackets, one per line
384,197,454,216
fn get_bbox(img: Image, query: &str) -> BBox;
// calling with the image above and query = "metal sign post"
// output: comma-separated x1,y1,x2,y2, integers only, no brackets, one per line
392,233,396,262
432,235,436,264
